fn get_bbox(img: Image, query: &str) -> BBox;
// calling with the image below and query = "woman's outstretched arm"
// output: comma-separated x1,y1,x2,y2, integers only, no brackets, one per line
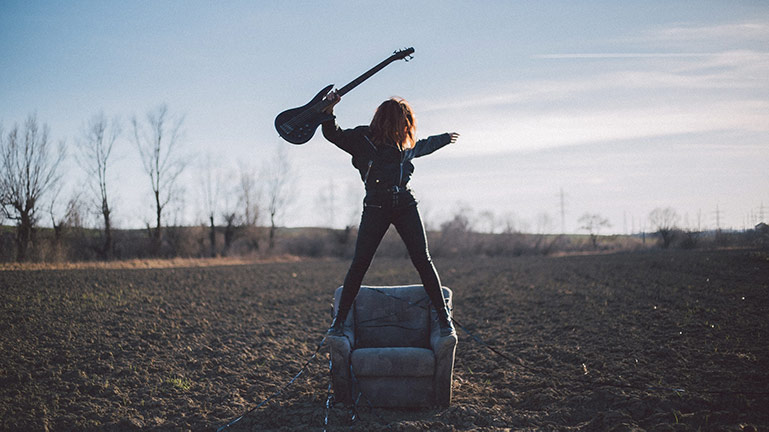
412,132,459,158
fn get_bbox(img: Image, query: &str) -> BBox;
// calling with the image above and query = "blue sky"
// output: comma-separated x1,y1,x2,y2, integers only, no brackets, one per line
2,1,768,233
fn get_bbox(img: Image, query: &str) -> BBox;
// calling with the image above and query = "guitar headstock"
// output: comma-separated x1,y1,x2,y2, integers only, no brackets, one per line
393,47,415,62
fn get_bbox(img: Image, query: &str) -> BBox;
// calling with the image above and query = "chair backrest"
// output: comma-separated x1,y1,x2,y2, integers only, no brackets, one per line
351,285,435,349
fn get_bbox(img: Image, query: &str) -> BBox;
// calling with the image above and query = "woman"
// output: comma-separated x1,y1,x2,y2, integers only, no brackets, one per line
322,91,459,337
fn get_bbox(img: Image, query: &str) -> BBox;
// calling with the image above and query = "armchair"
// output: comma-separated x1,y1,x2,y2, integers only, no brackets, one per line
327,285,458,407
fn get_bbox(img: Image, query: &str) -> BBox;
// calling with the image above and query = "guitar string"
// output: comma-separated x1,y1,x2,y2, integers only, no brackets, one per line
282,96,336,132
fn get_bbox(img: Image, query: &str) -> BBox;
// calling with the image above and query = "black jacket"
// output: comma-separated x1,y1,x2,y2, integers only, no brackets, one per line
322,121,452,194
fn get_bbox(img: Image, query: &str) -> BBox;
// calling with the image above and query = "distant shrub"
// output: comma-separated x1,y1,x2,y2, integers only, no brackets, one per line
676,230,700,249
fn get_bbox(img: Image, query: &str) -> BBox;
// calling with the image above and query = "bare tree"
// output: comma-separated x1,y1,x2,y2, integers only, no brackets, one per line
440,204,474,233
48,185,66,249
199,153,222,257
49,190,88,260
216,171,244,256
535,212,554,235
77,112,120,258
343,180,363,229
235,161,263,252
437,204,475,255
578,213,611,249
262,145,295,250
0,115,65,261
131,104,187,253
477,210,498,234
220,210,237,255
649,207,680,248
534,211,560,255
500,211,523,234
237,161,261,227
315,178,338,228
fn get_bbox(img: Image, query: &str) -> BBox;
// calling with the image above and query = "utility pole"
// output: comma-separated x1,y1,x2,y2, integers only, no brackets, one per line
697,209,702,232
623,211,627,235
328,178,336,228
560,188,565,234
713,204,723,232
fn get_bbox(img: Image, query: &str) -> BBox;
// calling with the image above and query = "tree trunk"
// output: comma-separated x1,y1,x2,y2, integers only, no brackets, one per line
103,206,112,259
269,211,276,249
154,190,162,253
209,215,216,257
16,211,32,262
223,215,235,256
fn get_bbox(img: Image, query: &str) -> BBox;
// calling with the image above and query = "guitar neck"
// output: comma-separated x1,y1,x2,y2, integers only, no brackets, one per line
337,55,402,97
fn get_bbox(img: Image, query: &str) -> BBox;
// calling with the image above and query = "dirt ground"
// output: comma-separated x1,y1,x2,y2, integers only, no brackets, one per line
1,248,767,431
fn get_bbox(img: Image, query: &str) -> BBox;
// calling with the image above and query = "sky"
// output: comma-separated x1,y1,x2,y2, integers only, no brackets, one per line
2,1,768,234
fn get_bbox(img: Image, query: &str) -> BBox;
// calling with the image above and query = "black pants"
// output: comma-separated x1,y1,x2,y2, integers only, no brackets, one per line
337,192,447,319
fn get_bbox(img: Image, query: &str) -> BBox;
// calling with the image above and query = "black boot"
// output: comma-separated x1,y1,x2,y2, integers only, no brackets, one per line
327,307,349,337
436,305,456,337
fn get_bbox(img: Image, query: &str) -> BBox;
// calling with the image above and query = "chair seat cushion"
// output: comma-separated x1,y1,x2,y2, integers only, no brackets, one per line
351,347,435,377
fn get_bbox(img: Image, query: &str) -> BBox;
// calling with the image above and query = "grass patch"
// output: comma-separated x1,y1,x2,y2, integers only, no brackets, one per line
165,376,192,392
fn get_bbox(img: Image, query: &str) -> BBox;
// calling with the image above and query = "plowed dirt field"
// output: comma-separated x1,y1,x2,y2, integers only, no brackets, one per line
1,249,767,431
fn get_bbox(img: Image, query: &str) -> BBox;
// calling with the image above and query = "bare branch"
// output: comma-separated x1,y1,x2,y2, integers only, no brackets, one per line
130,104,187,251
0,114,65,260
76,112,120,257
237,161,262,227
262,145,295,249
649,207,680,248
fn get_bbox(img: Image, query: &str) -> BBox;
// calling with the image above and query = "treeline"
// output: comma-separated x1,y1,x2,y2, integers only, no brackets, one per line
2,218,766,264
1,107,296,262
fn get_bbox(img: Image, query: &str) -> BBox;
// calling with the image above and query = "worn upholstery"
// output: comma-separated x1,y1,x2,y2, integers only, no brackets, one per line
327,285,458,407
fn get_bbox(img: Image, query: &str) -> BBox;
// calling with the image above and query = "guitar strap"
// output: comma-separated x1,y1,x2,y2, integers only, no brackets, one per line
363,135,378,151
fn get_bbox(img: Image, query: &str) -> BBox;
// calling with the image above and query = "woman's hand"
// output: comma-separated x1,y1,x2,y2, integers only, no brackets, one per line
449,132,460,144
322,90,341,114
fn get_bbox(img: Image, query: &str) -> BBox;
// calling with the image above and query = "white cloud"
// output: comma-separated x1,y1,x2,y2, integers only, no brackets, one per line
533,53,715,59
652,22,769,43
418,39,769,155
440,97,769,156
417,79,604,112
421,48,769,115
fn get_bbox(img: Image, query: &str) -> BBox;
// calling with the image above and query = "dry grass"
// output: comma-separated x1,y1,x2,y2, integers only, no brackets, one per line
0,254,303,271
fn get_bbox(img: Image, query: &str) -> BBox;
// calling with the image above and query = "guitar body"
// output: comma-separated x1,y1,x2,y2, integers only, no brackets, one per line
275,48,415,145
275,84,336,145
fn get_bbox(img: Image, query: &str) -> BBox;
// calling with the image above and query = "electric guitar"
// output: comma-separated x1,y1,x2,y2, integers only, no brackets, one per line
275,47,415,145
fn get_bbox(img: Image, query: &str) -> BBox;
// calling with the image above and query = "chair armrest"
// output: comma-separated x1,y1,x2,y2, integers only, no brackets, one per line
431,331,457,407
430,332,457,358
